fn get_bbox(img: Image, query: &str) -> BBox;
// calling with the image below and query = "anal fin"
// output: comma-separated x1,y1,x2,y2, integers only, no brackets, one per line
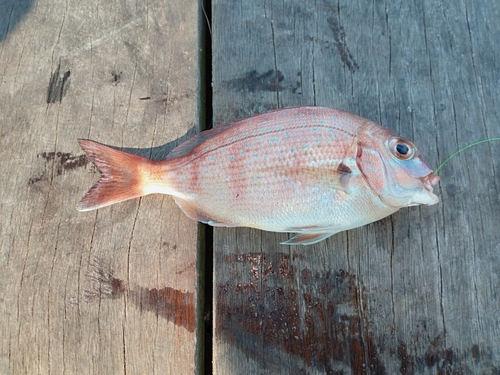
173,197,236,227
281,231,337,246
173,197,214,223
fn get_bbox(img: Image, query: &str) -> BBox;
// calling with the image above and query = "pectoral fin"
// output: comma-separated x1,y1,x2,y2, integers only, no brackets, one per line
296,161,353,193
281,231,337,246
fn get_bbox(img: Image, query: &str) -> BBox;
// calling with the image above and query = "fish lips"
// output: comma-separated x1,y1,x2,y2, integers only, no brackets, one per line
407,173,440,206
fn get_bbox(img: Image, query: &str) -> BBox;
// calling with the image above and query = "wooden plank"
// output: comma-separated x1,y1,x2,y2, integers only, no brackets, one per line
212,0,500,373
0,0,202,374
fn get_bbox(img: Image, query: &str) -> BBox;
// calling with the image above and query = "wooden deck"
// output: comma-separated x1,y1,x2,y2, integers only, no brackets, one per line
1,0,499,374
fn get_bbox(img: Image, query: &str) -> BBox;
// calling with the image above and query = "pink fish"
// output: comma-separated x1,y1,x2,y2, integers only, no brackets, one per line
77,106,439,245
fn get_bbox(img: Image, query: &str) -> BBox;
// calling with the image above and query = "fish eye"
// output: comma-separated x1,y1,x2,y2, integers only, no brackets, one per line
388,137,416,160
396,143,409,155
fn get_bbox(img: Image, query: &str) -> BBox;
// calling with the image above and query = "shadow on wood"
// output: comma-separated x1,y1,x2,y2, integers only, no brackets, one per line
0,0,34,42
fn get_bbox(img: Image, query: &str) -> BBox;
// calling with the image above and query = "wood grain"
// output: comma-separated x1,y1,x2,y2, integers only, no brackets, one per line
212,0,500,373
0,0,202,374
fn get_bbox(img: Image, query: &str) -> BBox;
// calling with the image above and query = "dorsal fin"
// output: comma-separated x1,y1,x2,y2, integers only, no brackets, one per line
167,122,236,159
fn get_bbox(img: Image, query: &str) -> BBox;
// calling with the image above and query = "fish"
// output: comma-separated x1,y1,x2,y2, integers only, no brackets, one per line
77,106,440,245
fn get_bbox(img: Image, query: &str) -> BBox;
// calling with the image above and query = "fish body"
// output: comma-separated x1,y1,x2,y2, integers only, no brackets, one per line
78,106,439,245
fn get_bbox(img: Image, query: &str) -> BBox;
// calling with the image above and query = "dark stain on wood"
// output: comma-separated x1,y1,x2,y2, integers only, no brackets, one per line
145,88,196,114
28,173,46,186
223,69,285,92
47,62,71,103
131,287,196,333
326,16,359,72
405,333,487,373
471,344,480,361
215,251,386,373
84,257,195,333
214,102,278,127
111,70,122,85
292,72,302,94
40,151,88,173
216,251,495,373
397,342,415,375
153,89,194,105
84,257,126,300
175,261,195,275
29,151,88,185
445,183,459,197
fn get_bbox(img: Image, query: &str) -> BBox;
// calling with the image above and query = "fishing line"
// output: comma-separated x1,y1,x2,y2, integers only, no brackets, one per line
434,137,500,174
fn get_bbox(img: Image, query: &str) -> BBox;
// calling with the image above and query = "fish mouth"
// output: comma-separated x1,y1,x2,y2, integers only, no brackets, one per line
418,172,440,205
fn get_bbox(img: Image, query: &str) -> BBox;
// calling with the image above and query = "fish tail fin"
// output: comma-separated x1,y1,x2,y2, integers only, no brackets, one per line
77,139,157,211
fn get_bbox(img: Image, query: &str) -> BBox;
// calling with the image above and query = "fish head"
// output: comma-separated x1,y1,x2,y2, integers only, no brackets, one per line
357,124,440,208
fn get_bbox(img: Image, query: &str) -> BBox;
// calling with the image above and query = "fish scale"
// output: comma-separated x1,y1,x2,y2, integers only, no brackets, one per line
168,111,356,223
77,106,439,245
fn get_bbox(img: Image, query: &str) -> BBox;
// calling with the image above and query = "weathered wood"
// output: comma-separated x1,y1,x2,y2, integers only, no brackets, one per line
0,0,202,374
212,0,500,374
